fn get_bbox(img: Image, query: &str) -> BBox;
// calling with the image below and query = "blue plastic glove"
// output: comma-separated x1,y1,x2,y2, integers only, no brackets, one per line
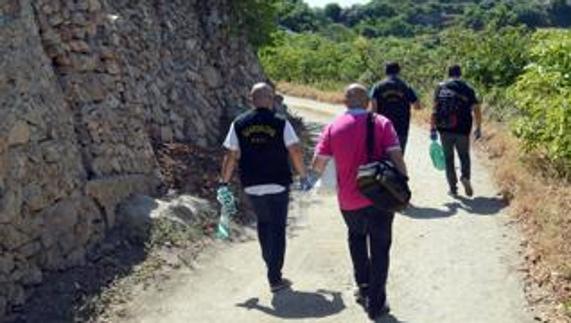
299,172,319,192
474,127,482,140
216,185,237,214
430,128,438,141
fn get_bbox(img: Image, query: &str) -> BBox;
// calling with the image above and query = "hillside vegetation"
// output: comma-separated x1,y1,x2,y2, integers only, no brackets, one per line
259,1,571,180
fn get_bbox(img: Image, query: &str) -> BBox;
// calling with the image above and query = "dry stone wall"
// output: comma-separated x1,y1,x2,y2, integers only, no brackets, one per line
0,0,265,318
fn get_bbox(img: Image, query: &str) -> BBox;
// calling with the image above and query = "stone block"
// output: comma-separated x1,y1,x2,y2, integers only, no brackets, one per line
6,283,25,306
69,40,90,53
43,199,79,232
16,241,41,259
0,225,32,251
0,254,14,275
160,126,173,142
0,295,5,319
70,53,98,71
88,0,102,12
8,121,30,146
23,184,50,212
86,174,161,228
20,265,42,286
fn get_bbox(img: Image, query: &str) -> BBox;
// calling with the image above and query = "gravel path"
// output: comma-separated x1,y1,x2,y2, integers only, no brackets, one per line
120,97,533,323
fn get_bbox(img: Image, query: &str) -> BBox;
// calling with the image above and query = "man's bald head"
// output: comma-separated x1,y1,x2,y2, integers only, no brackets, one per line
250,82,275,108
344,83,369,109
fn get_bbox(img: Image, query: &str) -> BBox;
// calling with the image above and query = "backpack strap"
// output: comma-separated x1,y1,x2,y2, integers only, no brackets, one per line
366,112,375,163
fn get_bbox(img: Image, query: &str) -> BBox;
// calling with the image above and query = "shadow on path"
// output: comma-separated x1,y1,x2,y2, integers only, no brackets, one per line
401,202,461,219
236,289,345,319
375,314,407,323
456,196,507,216
402,195,507,220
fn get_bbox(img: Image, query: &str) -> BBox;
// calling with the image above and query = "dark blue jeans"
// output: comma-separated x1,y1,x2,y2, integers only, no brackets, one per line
342,207,394,311
248,190,290,285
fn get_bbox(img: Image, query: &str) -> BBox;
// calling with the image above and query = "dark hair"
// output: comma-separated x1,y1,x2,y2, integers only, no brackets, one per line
448,65,462,78
385,62,400,76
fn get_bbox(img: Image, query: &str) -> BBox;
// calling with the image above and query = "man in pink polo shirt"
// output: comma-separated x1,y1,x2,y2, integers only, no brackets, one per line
310,84,407,321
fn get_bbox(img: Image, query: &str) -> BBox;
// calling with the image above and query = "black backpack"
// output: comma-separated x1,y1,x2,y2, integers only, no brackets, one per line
434,82,469,130
376,81,409,117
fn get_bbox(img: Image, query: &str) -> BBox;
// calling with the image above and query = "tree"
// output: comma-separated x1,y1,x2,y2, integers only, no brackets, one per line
324,3,342,23
232,0,279,48
276,0,320,32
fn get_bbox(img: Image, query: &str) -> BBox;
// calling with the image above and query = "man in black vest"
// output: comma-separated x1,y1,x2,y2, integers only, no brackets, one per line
219,82,309,292
431,65,482,197
370,62,422,153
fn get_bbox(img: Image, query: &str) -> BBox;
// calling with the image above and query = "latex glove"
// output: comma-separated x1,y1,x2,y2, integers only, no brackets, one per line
474,127,482,140
216,184,234,206
430,128,438,141
299,172,319,192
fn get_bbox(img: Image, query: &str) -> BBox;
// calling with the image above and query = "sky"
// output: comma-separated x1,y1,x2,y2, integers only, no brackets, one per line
304,0,369,8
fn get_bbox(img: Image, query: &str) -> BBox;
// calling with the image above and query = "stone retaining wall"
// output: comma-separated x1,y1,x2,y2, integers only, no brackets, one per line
0,0,264,317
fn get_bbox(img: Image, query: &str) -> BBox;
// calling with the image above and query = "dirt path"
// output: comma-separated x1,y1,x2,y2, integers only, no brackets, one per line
119,97,533,323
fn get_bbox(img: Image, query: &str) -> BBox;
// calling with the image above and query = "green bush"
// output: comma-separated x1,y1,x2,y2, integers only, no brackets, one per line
442,27,532,89
509,30,571,178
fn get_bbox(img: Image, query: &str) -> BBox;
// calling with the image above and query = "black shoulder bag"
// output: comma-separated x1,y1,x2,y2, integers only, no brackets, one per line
356,113,411,213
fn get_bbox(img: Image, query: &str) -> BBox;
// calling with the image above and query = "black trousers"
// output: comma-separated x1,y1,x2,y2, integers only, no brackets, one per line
342,207,394,311
440,131,471,190
248,191,289,285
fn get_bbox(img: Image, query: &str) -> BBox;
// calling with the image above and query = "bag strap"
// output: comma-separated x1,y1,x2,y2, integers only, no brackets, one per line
366,112,375,163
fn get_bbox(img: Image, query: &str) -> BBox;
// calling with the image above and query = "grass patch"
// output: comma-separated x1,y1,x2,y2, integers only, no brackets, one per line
277,81,345,104
147,217,204,249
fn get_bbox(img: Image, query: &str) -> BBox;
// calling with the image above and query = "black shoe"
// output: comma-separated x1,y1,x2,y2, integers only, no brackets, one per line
270,278,292,293
354,286,368,309
368,302,391,321
448,189,458,198
461,178,474,197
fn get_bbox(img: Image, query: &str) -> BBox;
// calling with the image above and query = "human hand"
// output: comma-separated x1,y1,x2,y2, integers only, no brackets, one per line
216,184,235,206
474,127,482,140
299,172,319,192
430,128,438,141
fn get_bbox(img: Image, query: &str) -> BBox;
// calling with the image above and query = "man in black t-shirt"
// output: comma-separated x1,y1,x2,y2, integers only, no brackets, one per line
431,65,482,197
370,62,422,153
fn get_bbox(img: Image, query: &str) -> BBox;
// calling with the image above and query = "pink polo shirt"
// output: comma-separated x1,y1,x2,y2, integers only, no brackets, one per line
315,109,401,211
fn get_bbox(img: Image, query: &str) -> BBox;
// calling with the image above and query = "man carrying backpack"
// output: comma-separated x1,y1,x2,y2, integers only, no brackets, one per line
431,65,482,197
370,62,422,153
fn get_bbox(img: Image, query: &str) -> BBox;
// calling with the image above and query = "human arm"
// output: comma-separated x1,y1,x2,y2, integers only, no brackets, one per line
387,149,408,177
473,104,482,138
408,86,422,110
379,117,408,176
283,120,306,177
288,143,306,178
310,155,330,177
307,124,334,184
220,123,240,184
220,150,239,184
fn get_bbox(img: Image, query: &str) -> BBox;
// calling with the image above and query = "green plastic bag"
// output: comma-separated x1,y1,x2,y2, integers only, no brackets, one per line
429,140,446,171
216,186,237,240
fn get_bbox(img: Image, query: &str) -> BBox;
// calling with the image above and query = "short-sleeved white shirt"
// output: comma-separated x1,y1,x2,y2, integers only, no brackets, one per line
223,119,300,196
